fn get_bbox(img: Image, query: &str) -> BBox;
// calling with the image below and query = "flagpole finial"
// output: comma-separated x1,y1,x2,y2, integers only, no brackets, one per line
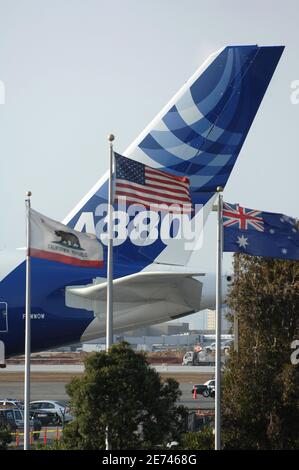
26,191,32,198
108,134,115,142
216,186,223,193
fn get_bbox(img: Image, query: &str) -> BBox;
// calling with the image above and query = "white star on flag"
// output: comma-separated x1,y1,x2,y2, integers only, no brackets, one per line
236,235,249,248
281,248,288,255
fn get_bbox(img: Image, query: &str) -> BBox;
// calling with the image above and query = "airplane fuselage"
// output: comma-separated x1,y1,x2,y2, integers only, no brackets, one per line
0,250,223,358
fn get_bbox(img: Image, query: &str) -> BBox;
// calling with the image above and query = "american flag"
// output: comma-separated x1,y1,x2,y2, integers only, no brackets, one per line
223,202,264,232
114,154,192,213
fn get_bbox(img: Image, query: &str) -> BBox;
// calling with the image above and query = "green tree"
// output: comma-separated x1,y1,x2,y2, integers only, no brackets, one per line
222,254,299,449
62,342,187,450
179,428,214,450
0,425,12,450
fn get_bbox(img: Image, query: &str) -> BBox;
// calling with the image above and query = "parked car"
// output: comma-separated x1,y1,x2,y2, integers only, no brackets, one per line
0,399,24,409
29,400,73,425
192,378,216,398
204,379,215,388
0,399,59,426
223,340,233,352
191,384,210,398
204,379,215,397
204,343,216,353
205,342,230,353
0,406,41,440
29,408,55,426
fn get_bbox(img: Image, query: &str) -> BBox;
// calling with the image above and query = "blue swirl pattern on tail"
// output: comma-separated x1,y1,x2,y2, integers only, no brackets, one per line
66,45,284,269
126,45,284,205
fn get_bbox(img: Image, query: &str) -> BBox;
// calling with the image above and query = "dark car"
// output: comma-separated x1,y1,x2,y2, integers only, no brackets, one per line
29,408,54,426
30,401,73,425
204,379,215,398
191,384,210,398
0,407,24,432
0,407,41,440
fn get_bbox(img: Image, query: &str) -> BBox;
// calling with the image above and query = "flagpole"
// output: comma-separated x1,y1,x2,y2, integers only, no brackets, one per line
106,134,114,351
24,191,32,450
215,186,223,451
105,134,114,451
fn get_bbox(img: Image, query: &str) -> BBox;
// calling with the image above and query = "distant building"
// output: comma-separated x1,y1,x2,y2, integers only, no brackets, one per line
187,308,232,333
185,309,213,331
125,322,190,337
207,310,216,330
82,343,105,353
82,332,199,352
206,308,232,333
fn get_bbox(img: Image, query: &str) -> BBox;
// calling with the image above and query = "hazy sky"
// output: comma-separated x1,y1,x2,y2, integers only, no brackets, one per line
0,0,298,276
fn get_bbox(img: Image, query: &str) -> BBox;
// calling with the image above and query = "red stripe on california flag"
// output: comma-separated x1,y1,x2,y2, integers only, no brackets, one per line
29,248,104,268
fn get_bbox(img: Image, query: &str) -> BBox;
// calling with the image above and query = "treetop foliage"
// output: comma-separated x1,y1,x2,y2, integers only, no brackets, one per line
222,254,299,450
62,342,187,450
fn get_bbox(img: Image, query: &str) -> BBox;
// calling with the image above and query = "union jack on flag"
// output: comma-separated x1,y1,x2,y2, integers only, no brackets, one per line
223,202,264,232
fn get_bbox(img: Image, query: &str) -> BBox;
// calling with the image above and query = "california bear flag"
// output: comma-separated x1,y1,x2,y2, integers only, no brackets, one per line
29,208,104,267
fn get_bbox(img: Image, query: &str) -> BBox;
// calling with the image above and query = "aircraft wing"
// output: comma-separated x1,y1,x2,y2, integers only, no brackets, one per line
66,271,205,324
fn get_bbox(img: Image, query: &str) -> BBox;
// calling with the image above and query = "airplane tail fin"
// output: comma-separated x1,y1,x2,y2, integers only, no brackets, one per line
65,45,284,272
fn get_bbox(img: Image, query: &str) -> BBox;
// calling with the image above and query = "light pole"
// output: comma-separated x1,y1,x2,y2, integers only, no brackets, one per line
24,190,32,450
215,186,223,451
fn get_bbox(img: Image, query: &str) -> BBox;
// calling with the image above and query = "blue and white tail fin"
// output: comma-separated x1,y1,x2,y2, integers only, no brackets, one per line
64,45,284,272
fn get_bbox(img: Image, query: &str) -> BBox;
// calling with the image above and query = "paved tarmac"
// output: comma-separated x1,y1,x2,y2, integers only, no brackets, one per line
0,380,214,411
0,363,215,410
2,364,215,374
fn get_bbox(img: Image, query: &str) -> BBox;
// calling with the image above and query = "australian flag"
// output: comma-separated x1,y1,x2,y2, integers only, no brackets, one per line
223,202,299,260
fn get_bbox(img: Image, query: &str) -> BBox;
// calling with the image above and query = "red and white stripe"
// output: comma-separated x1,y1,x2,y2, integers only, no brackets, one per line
29,248,103,268
115,166,192,213
29,208,104,268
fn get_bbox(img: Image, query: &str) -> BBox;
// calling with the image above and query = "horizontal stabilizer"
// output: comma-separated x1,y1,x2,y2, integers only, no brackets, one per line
66,271,204,332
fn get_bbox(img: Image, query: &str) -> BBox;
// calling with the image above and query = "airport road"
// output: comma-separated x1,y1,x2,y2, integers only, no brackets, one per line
0,365,214,411
0,380,214,410
2,364,215,374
